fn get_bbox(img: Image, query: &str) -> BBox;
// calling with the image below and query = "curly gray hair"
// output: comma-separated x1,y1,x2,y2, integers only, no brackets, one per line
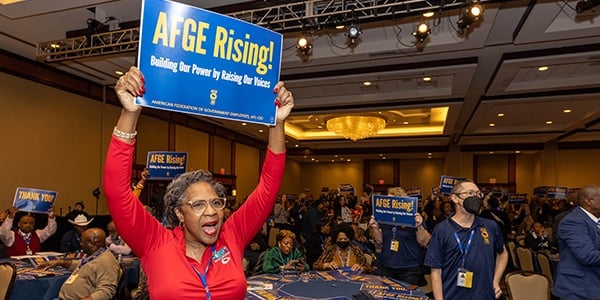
163,170,226,228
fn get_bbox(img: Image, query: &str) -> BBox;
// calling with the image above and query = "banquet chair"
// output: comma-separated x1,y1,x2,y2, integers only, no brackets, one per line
505,271,550,300
516,235,526,246
516,246,535,272
268,227,279,248
0,262,16,300
507,241,519,270
536,252,553,286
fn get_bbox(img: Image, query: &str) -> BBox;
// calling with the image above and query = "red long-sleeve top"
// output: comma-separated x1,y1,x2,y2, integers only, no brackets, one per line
103,137,285,299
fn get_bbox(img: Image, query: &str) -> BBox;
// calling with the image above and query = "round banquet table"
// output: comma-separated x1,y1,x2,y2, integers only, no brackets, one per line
246,269,430,300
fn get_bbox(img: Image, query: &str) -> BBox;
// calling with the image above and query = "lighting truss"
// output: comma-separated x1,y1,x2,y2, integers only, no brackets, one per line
36,0,494,62
36,28,139,62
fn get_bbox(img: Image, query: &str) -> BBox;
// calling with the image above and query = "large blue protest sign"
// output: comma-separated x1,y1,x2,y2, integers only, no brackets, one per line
338,184,355,194
13,187,57,214
137,0,282,125
372,195,418,227
146,151,188,180
439,175,466,195
546,186,568,199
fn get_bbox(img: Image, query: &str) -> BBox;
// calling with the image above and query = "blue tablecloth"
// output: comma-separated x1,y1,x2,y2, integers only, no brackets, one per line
5,257,140,300
247,270,429,300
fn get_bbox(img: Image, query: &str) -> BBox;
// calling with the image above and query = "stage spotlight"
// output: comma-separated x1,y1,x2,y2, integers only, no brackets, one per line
413,22,431,43
346,24,362,44
457,3,484,30
296,35,312,56
576,0,600,13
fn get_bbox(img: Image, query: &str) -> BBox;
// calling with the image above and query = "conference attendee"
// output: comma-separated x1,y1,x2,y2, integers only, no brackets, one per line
424,180,508,300
244,226,268,273
103,66,294,299
305,220,332,267
261,229,308,274
313,223,373,273
272,194,291,231
106,220,132,256
553,185,600,300
370,186,431,286
0,207,57,256
524,222,551,253
132,168,149,198
40,228,120,300
65,201,89,221
60,213,93,253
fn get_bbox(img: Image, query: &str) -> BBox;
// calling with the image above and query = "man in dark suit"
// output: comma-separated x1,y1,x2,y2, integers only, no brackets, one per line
553,185,600,299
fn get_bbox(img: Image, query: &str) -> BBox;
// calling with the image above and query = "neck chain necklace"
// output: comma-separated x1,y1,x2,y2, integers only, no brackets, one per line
337,246,351,267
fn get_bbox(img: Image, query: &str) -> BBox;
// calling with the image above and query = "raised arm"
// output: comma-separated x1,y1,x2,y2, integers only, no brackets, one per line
36,210,57,243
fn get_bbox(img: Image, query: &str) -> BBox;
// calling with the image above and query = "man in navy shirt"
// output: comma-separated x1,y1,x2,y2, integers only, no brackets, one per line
425,180,508,299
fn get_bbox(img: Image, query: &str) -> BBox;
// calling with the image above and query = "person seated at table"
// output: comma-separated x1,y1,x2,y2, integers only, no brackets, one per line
40,227,120,300
60,213,93,253
106,220,132,256
306,220,332,267
313,223,373,273
524,222,553,253
0,207,56,256
262,229,309,274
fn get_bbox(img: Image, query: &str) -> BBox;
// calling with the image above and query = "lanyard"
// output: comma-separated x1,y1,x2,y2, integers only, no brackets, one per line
453,230,475,268
337,246,351,267
191,245,216,300
80,247,107,267
19,231,33,254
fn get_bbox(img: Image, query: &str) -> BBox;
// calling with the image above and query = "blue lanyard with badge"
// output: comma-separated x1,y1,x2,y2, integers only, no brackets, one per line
191,245,216,300
64,247,108,285
390,226,399,252
454,230,475,289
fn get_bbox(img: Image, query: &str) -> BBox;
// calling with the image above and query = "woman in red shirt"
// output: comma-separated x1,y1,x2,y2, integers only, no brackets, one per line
103,66,294,299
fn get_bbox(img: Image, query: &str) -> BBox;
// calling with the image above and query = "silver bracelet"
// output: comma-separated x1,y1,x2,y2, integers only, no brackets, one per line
113,127,137,139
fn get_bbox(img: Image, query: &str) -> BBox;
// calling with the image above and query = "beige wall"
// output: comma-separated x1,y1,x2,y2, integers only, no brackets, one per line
476,154,509,183
558,149,600,187
399,159,444,197
300,161,364,196
174,125,209,171
369,161,394,184
234,143,259,206
213,136,231,174
516,154,535,194
281,159,302,195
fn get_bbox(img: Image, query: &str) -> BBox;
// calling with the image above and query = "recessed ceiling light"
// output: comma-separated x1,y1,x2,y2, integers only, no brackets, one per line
538,66,549,71
331,160,335,162
115,70,124,76
515,150,521,154
347,159,351,162
315,160,319,162
422,11,435,18
489,123,496,127
335,24,345,30
362,81,372,86
303,155,307,158
497,113,504,117
311,158,315,161
427,153,432,155
422,76,432,81
563,109,571,113
241,122,247,126
50,43,60,49
334,155,338,157
382,157,386,159
317,125,323,129
258,129,264,133
402,121,409,125
546,120,553,125
295,144,299,147
379,154,384,156
489,151,494,154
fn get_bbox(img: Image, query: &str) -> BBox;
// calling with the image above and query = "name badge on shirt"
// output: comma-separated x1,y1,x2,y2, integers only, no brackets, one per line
65,273,79,285
390,239,399,252
456,268,473,288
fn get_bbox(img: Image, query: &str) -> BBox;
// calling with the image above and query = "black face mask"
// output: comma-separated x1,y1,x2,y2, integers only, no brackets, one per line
336,241,350,249
463,196,481,215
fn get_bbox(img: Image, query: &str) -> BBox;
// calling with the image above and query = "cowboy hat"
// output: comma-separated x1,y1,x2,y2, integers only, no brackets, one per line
68,214,93,226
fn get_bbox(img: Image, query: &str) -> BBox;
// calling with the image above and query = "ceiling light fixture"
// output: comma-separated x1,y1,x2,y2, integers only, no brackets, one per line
115,70,124,76
413,21,431,43
497,113,504,117
346,24,362,44
563,109,572,113
422,76,432,81
326,115,386,141
362,81,372,86
296,35,312,56
422,11,435,18
457,3,484,31
546,121,553,125
489,123,495,127
538,66,549,71
575,0,600,13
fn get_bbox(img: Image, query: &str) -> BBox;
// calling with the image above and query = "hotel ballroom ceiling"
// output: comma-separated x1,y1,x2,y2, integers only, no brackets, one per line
1,0,600,162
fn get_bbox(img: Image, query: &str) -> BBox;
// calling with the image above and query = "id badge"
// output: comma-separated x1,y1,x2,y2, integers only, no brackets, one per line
390,239,399,252
456,268,473,288
65,273,79,285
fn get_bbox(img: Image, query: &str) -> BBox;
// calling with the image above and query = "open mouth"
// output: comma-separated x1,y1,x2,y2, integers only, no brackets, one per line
201,220,219,235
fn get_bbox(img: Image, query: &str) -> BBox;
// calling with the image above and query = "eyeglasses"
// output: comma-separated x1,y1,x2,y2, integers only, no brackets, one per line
454,190,484,199
185,198,227,213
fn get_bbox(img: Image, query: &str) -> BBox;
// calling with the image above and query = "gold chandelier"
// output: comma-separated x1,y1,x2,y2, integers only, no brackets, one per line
326,115,386,141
